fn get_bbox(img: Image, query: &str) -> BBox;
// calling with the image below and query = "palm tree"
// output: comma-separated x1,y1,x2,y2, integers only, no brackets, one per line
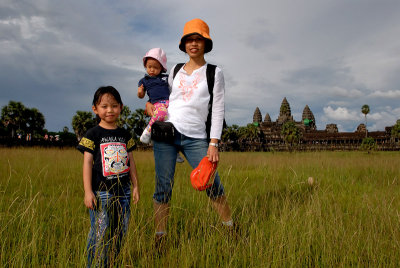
281,121,301,150
117,106,132,130
1,101,26,138
129,109,149,139
71,111,96,141
360,137,376,153
221,124,240,143
239,123,260,142
361,104,370,138
25,108,45,137
391,119,400,143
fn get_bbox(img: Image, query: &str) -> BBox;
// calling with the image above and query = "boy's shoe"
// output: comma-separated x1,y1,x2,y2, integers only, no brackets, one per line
140,128,151,144
176,153,185,163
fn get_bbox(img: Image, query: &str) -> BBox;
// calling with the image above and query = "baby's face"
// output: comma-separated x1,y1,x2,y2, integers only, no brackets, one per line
145,58,162,77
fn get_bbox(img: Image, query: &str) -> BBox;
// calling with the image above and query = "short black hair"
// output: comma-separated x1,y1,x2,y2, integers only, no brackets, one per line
92,86,123,106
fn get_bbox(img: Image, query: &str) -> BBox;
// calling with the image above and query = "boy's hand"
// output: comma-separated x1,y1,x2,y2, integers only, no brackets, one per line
84,191,97,210
131,185,140,204
137,85,145,98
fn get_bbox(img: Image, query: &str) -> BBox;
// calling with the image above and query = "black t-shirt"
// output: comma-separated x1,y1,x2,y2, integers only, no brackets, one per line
77,125,136,191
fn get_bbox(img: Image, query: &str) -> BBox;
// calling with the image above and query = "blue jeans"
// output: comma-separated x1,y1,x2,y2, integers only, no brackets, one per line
153,131,225,203
86,184,131,268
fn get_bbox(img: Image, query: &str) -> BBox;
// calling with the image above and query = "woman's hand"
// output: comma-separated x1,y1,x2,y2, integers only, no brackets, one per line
145,102,155,117
207,145,219,162
207,139,220,162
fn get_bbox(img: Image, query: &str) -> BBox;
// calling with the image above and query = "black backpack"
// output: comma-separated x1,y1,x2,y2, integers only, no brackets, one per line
172,63,226,140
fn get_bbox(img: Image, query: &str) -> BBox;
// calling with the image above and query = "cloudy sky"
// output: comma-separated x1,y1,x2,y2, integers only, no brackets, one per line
1,0,400,132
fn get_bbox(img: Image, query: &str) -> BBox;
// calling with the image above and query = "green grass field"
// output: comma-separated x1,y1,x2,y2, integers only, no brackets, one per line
1,148,399,267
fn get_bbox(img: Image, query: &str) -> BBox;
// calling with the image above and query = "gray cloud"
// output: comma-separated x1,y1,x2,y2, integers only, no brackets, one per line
1,0,399,132
369,90,400,99
283,63,355,87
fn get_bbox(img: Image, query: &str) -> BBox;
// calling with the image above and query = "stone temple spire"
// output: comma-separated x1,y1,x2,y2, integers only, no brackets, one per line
302,105,316,129
253,107,262,124
277,97,293,124
279,97,291,117
264,113,271,123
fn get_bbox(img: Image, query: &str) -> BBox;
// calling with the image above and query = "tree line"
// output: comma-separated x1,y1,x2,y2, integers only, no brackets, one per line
0,101,76,146
2,101,400,150
0,101,150,146
71,107,148,142
1,100,276,148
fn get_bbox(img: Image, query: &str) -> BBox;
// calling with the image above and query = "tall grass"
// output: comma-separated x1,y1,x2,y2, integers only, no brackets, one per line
0,148,399,267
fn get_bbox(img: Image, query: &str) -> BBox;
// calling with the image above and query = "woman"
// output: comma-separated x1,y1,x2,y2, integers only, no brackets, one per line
146,18,233,245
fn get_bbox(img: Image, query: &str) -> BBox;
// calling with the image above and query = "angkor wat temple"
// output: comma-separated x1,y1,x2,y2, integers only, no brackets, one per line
229,97,399,151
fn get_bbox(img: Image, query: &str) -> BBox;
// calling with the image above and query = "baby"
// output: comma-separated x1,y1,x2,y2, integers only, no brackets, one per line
137,48,169,144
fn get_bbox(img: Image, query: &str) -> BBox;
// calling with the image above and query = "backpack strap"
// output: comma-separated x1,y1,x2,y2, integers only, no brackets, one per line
205,64,216,140
206,65,227,132
206,64,216,103
173,63,185,80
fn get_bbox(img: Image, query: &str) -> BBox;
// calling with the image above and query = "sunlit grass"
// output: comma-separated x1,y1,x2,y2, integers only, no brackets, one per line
1,148,399,266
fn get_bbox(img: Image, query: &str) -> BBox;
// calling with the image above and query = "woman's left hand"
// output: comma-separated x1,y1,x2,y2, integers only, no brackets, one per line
145,102,155,117
207,144,219,163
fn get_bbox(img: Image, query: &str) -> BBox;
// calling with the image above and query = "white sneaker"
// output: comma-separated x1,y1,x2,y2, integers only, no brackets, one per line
140,128,151,144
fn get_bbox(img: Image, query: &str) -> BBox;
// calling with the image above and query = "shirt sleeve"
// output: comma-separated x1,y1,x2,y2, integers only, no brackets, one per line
123,129,136,152
76,130,95,154
126,137,136,152
209,67,225,140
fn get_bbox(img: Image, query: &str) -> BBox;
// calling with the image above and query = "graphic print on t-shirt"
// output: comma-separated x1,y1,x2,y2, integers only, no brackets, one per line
178,72,204,102
100,142,129,178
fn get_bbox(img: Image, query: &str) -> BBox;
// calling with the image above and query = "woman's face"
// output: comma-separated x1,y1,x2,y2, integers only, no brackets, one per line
185,34,205,58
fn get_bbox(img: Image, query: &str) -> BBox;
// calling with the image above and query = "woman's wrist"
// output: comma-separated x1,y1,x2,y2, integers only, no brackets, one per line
209,142,219,148
209,138,219,148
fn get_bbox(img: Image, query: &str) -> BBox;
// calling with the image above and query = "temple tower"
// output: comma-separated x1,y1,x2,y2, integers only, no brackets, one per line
277,97,293,124
302,105,316,130
356,124,366,133
326,124,338,133
264,113,271,123
253,107,262,125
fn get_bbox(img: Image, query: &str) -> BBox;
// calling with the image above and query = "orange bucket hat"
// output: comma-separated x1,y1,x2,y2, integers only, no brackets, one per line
179,18,213,53
190,156,217,191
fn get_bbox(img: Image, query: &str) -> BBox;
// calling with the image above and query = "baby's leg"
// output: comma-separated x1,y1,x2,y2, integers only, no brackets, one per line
147,101,169,131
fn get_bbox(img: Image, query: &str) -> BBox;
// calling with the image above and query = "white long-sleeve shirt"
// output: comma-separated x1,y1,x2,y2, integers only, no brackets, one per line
167,63,225,140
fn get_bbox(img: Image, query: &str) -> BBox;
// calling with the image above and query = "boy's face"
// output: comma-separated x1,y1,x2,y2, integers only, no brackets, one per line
92,93,122,125
145,58,162,77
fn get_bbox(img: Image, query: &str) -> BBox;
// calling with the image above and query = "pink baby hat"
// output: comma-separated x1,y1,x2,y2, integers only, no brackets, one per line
143,48,167,72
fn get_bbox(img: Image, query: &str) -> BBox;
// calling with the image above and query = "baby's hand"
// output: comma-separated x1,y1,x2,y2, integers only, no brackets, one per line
137,85,145,98
84,191,97,210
